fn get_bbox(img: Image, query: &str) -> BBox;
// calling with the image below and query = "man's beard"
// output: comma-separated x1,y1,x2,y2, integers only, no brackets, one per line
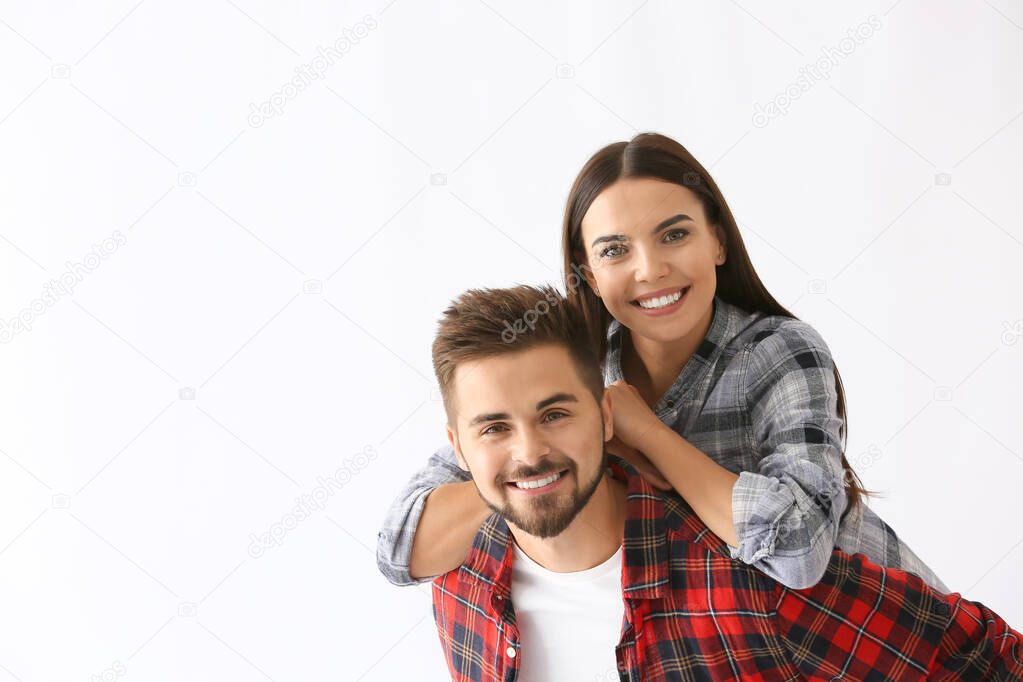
474,433,608,539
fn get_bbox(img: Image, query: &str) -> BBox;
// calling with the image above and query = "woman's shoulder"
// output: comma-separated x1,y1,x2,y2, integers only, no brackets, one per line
723,312,837,396
732,312,833,362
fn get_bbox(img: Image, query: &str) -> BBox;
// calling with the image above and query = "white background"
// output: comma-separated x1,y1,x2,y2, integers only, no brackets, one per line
1,1,1021,680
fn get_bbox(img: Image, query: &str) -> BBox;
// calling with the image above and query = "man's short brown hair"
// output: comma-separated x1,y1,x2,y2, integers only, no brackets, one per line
431,284,605,424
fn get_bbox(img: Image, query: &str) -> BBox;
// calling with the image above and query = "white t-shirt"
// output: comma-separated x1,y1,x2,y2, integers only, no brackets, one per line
509,540,625,682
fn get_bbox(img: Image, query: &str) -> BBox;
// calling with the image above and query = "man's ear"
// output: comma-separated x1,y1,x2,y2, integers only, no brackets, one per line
446,423,469,471
600,390,614,444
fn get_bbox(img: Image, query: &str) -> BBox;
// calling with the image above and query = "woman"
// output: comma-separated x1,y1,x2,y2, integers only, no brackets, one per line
376,132,947,592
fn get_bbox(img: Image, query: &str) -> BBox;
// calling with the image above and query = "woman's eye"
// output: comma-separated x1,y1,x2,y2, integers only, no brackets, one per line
599,244,624,259
664,229,689,243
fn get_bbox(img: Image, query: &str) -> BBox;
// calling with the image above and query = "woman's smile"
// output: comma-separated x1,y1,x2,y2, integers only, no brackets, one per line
630,285,691,316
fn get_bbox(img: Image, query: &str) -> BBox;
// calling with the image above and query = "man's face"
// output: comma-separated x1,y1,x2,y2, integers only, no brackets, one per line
447,344,614,539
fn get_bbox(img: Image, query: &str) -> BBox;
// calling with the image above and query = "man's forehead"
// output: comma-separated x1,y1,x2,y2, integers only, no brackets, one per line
453,345,575,386
451,346,585,420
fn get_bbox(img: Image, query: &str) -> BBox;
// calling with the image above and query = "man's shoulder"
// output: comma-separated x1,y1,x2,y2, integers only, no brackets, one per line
432,513,511,594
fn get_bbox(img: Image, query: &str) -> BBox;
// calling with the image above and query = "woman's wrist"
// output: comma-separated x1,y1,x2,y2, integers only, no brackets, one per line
632,417,674,463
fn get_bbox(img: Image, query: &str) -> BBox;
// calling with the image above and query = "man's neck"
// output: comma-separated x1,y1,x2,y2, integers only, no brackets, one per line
508,472,627,572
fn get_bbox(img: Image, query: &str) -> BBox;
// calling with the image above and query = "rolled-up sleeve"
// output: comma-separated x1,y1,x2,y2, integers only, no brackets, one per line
731,321,848,589
375,442,470,586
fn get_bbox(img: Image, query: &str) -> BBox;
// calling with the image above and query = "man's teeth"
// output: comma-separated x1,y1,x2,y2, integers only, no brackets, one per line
636,288,686,309
514,472,562,490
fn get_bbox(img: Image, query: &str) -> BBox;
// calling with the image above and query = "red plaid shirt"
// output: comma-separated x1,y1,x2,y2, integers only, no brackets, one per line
431,459,1022,681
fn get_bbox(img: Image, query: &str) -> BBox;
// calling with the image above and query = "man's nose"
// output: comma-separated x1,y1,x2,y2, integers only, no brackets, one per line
512,426,551,467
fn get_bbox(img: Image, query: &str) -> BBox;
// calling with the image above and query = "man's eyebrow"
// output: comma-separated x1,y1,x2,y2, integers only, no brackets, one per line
590,213,694,248
468,411,509,427
467,393,579,427
535,392,578,411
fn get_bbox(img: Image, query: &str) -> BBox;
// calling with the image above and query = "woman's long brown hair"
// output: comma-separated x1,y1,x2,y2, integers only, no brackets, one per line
560,132,867,511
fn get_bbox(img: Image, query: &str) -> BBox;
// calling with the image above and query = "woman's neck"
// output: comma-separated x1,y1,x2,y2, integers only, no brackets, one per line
622,302,715,408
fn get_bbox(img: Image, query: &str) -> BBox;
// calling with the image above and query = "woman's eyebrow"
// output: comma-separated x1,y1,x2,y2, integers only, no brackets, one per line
590,213,694,248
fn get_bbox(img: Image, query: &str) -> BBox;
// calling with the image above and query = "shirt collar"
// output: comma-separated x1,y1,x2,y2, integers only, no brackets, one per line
602,295,752,408
457,456,731,602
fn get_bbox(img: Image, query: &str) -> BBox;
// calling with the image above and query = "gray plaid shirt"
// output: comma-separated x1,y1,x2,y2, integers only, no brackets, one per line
376,296,948,592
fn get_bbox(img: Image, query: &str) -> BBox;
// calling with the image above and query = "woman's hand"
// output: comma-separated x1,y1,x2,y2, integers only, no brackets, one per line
605,380,665,450
605,434,672,491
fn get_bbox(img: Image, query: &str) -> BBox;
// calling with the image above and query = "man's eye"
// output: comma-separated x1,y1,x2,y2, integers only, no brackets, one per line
481,424,507,436
543,411,568,422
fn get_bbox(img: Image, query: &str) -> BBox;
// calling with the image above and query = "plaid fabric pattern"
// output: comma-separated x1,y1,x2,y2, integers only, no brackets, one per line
431,458,1022,681
379,296,947,592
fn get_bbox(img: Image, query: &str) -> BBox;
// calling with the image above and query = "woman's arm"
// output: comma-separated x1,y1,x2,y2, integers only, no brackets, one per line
729,321,847,588
607,381,741,546
612,321,847,590
631,421,740,547
409,479,491,580
375,443,489,585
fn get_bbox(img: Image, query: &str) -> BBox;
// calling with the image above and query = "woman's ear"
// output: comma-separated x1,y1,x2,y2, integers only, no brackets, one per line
576,256,601,297
714,228,727,265
585,263,597,296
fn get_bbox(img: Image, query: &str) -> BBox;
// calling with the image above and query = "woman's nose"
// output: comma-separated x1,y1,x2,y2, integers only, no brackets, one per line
634,246,670,282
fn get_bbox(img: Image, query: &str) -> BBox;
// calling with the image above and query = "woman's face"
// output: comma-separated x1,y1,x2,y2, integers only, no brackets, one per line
579,177,726,345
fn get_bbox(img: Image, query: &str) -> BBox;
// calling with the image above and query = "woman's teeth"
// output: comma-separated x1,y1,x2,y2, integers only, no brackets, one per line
636,287,687,309
514,471,562,490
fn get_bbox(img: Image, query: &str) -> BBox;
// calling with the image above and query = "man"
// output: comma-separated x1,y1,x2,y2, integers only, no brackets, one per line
424,284,1021,681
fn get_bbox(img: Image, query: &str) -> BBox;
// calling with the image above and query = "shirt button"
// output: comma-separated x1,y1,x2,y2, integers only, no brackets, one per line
506,646,516,658
665,399,675,408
